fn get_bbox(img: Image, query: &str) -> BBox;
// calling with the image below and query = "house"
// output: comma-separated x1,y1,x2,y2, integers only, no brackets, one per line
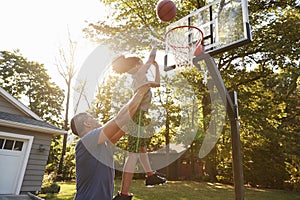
149,144,204,180
0,87,65,197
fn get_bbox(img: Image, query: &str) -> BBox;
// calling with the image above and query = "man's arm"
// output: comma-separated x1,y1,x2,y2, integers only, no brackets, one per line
108,129,125,144
98,85,150,144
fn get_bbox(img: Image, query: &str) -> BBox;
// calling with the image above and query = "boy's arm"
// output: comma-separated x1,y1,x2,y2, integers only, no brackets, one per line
153,61,160,85
140,61,160,88
138,40,157,75
98,85,150,144
147,40,157,63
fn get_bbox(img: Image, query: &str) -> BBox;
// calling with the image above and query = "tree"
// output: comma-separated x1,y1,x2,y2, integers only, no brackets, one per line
83,0,206,52
225,0,299,189
0,50,64,126
55,33,77,180
83,0,300,189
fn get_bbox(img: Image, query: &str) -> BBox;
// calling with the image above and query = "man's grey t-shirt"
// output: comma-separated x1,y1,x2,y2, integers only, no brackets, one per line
74,128,114,200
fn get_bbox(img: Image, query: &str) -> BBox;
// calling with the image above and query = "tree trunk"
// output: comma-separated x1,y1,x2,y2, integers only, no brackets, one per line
57,80,71,180
202,92,218,182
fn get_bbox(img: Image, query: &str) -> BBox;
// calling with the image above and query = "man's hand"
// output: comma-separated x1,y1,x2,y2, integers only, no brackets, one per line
98,84,150,144
115,84,150,126
153,61,159,68
136,83,151,96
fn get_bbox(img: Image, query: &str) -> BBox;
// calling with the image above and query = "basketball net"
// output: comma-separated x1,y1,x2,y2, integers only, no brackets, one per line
165,25,204,69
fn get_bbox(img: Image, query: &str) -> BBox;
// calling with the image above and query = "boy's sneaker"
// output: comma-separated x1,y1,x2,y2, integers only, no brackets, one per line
112,192,133,200
154,171,166,177
145,174,167,186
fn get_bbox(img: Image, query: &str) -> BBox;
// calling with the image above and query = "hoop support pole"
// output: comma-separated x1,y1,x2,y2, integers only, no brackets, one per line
193,54,245,200
164,54,176,71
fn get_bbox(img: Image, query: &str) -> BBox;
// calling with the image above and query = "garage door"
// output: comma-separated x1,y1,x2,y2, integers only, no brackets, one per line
0,132,33,195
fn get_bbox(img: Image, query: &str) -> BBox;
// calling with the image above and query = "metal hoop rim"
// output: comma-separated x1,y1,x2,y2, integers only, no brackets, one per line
165,25,204,49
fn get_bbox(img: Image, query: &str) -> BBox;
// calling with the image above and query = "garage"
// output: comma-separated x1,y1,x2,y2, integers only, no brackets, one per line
0,132,33,194
0,87,65,197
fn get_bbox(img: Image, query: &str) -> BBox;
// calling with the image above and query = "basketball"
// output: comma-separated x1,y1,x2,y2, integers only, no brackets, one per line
156,0,176,22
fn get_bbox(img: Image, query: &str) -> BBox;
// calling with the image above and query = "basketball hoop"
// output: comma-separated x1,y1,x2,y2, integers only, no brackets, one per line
165,25,204,68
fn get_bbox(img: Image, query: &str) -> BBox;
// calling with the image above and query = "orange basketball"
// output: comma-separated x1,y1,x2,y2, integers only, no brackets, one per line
156,0,176,22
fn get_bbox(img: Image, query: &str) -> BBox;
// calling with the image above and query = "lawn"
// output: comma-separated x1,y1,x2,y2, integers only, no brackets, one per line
39,179,300,200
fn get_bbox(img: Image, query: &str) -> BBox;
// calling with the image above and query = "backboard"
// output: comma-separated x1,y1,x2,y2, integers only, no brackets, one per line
164,0,252,71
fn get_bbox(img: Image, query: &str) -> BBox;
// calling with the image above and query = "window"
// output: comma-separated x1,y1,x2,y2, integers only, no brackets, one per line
14,141,24,151
0,139,4,148
0,138,24,151
4,139,14,150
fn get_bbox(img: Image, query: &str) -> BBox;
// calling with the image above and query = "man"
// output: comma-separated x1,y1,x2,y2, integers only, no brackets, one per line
70,85,150,200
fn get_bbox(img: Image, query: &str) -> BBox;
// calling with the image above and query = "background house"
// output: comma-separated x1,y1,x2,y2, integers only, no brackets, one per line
0,87,65,197
149,144,204,180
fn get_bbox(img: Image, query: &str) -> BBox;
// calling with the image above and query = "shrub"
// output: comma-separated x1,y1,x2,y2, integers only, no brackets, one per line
41,182,61,194
41,172,61,194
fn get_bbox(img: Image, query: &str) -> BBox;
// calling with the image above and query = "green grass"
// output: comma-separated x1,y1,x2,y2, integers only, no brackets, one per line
39,179,300,200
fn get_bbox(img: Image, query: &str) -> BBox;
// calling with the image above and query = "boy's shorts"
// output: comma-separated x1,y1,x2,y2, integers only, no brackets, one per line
126,109,151,153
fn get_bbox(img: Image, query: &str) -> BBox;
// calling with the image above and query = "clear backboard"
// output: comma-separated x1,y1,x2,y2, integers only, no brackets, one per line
164,0,252,71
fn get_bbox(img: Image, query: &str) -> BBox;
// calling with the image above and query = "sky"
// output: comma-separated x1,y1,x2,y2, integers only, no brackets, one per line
0,0,170,115
0,1,226,153
0,0,106,86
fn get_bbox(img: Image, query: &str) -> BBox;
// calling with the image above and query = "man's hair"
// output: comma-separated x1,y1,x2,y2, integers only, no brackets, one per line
70,112,90,136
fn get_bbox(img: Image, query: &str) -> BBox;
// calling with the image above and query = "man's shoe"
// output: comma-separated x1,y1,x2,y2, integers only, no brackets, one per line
145,174,167,186
112,192,133,200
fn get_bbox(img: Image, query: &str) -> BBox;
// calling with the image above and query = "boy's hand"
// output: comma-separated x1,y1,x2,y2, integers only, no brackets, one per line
151,40,157,48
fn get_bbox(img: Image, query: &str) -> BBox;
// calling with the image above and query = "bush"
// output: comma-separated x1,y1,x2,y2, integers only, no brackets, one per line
41,172,61,194
41,182,61,194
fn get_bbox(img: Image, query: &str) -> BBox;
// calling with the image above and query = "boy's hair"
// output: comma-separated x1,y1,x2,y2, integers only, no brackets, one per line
70,112,90,136
112,55,142,74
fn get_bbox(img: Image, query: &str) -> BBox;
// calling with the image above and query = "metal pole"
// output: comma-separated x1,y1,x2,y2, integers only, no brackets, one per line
228,91,244,200
193,54,245,200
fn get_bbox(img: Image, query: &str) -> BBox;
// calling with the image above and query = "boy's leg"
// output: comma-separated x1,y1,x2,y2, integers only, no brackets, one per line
139,146,167,186
139,146,154,177
118,110,141,196
120,153,139,195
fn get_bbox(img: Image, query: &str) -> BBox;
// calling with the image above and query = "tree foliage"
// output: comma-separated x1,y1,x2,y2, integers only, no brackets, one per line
83,0,208,52
83,0,300,190
0,50,64,126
